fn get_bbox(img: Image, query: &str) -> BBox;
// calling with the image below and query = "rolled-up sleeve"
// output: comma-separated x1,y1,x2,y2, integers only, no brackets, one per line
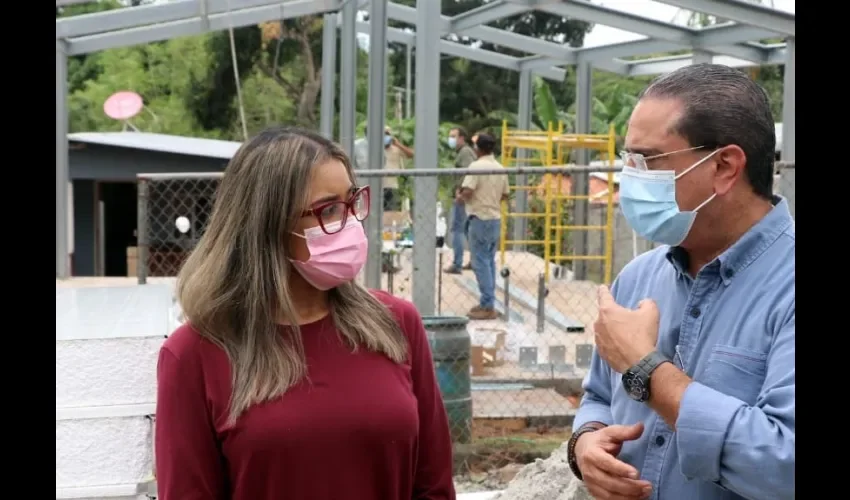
676,313,795,500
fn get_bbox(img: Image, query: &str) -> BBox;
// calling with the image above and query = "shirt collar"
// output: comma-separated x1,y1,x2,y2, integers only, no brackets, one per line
666,195,793,284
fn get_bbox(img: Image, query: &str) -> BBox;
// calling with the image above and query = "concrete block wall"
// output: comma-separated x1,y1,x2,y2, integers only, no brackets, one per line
56,283,174,499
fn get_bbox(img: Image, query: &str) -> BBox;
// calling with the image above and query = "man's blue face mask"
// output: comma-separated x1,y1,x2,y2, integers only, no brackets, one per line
618,146,720,246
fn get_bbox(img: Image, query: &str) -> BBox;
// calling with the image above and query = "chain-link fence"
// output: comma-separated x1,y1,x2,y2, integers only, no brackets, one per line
136,159,794,475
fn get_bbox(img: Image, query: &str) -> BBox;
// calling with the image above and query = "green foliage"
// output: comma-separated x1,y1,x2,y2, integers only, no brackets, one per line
60,0,786,157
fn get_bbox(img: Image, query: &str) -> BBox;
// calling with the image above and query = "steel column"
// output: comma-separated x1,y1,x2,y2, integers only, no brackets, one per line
411,0,441,314
339,2,357,156
781,37,795,218
57,40,70,279
364,0,388,290
572,61,592,281
692,50,713,64
405,44,413,118
512,68,532,251
319,13,337,139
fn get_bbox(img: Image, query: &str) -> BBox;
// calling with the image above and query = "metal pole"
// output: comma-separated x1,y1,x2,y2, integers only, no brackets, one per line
437,252,443,315
137,180,150,285
513,69,532,251
781,37,795,219
319,13,337,139
405,44,412,119
691,50,713,64
501,268,511,320
573,61,593,281
97,201,106,276
364,0,388,290
339,3,357,156
57,40,70,279
411,0,441,315
536,273,546,334
387,254,394,294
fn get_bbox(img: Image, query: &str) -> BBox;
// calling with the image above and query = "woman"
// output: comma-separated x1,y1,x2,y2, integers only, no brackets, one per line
155,127,455,500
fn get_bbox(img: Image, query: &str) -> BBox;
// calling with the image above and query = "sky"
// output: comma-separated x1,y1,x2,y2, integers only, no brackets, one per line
583,0,796,48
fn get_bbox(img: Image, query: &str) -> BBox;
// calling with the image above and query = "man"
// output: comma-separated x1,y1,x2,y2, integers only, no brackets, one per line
568,64,794,500
383,126,414,211
353,126,413,212
444,127,477,274
459,133,509,320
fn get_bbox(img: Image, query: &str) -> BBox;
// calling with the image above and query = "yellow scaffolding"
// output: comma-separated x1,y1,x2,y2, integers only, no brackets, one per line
499,121,617,284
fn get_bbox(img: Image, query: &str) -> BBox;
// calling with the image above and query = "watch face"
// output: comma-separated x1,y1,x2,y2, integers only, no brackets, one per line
623,371,649,402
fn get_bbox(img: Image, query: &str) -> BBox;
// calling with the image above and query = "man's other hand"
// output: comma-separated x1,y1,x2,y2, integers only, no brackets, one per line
575,423,652,500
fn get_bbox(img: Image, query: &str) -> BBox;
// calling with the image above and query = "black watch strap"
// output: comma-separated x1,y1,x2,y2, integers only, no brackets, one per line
567,423,604,481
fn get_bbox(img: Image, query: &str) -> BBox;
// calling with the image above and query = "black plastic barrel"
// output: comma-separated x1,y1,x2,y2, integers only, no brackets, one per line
422,316,472,444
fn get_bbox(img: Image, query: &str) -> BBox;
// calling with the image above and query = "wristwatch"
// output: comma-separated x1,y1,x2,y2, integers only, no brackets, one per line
621,351,672,403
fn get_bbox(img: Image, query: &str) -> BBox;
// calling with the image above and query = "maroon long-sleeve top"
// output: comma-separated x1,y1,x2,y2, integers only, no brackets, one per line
155,291,456,500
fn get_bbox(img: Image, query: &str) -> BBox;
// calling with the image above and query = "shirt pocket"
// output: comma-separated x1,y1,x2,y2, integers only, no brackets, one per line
700,345,768,406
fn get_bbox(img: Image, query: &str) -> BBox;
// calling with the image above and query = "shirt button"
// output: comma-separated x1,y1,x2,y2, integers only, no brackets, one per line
690,307,701,318
724,268,735,279
655,435,665,446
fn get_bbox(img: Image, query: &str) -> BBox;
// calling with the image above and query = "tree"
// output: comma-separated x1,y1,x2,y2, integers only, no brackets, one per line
384,1,593,129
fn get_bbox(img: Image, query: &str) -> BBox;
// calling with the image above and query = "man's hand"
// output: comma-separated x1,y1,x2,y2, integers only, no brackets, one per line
576,423,652,500
594,285,660,373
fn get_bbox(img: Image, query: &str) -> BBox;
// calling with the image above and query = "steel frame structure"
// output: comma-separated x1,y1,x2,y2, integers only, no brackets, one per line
56,0,795,312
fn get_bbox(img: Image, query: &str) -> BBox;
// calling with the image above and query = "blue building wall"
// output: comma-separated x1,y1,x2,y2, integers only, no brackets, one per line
69,144,227,276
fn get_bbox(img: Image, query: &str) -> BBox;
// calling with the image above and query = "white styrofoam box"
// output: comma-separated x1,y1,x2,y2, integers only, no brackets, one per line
56,285,171,408
56,284,172,341
57,336,166,408
56,405,155,490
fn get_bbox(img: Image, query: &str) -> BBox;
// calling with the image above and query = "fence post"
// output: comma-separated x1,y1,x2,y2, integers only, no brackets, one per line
137,179,149,285
536,273,546,333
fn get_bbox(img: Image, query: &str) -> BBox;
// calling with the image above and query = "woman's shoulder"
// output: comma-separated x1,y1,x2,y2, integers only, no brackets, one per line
161,323,222,364
369,290,419,320
368,290,424,340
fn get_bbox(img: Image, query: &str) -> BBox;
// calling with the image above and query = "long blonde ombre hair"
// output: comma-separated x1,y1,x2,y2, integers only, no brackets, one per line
177,127,407,424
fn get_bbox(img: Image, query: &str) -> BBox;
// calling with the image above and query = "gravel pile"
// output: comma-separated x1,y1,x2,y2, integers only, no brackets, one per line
494,442,592,500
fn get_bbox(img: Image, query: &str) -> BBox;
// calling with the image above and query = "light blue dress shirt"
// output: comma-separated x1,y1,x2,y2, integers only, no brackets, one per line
574,196,795,500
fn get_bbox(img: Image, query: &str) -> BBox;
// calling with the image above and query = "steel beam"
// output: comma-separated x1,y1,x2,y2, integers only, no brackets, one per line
652,0,794,37
339,0,357,156
513,68,532,252
319,13,337,139
364,0,388,290
405,44,413,118
57,0,335,39
57,40,70,279
781,37,795,218
449,1,529,33
65,0,339,55
411,0,441,315
353,21,566,81
626,53,770,76
692,50,713,64
530,0,770,63
781,38,795,162
696,23,781,46
572,61,592,281
387,2,571,61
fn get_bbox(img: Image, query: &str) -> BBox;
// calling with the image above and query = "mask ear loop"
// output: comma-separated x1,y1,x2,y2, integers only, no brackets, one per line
678,149,721,211
674,148,720,180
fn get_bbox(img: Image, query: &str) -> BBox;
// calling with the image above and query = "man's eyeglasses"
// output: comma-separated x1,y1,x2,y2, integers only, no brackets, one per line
301,186,371,235
620,146,706,170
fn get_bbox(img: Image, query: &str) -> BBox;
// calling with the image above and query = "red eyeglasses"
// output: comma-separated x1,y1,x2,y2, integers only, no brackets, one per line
301,186,371,235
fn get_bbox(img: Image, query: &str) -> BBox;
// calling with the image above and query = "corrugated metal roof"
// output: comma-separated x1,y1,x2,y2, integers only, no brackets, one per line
68,132,242,160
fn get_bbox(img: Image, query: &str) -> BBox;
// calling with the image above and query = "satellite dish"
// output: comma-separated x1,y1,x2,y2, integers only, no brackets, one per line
104,91,144,121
